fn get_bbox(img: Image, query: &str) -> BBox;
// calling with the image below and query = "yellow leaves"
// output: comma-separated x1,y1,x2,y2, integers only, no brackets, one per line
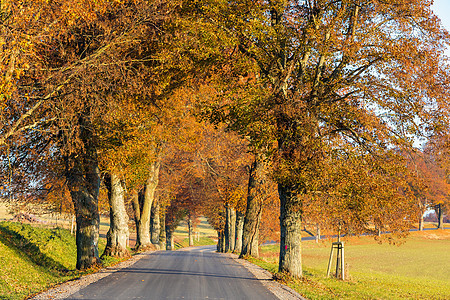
227,185,246,208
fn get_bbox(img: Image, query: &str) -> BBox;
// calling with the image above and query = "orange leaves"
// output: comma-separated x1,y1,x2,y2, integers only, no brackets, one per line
298,147,418,237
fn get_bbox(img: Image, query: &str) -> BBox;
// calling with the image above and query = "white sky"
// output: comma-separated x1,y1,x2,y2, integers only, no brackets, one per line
432,0,450,54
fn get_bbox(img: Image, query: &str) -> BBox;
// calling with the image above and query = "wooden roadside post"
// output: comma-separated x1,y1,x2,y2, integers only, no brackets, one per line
327,226,345,280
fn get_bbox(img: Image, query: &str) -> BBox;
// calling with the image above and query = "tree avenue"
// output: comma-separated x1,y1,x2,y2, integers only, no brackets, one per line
0,0,449,282
185,0,450,277
1,0,179,269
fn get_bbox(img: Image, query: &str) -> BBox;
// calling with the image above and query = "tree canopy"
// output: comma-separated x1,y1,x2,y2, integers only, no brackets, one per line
0,0,449,276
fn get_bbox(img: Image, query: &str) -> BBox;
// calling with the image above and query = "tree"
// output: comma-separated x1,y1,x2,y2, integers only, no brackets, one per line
426,130,450,228
404,151,430,231
131,159,161,251
185,0,450,277
404,149,450,230
150,197,162,247
240,156,266,258
102,171,129,258
0,0,178,269
195,125,250,252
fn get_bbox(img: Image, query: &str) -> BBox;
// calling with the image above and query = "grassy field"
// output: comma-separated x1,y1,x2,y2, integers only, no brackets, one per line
251,230,450,299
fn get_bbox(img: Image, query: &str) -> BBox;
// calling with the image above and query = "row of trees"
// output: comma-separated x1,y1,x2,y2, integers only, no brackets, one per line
1,0,449,278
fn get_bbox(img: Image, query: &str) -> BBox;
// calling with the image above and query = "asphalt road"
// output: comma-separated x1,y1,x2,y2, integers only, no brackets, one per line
67,246,278,300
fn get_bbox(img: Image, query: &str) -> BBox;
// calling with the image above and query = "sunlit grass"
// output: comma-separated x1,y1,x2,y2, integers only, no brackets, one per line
174,216,217,239
0,221,118,299
174,236,217,249
252,230,450,299
174,217,217,249
0,222,81,299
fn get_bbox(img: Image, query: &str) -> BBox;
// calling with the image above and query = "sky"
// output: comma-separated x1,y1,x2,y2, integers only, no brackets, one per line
432,0,450,54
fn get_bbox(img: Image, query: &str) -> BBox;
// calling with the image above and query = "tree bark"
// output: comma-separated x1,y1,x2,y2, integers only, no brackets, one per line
65,139,101,270
240,158,263,258
436,204,444,229
132,160,160,250
278,184,303,278
165,225,174,250
150,199,161,247
419,213,424,231
102,172,129,258
418,202,425,231
234,211,244,253
217,231,221,252
187,214,194,246
131,190,142,246
159,211,166,250
224,205,236,252
217,230,225,252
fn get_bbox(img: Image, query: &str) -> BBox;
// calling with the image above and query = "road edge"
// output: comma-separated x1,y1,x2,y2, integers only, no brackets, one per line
228,253,307,300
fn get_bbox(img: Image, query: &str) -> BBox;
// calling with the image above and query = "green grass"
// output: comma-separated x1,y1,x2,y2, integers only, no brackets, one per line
0,221,119,300
173,216,217,250
0,221,81,299
252,231,450,299
174,236,217,249
174,217,217,239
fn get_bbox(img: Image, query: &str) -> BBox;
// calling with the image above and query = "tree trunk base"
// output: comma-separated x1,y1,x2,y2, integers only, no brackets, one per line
134,243,157,252
101,246,130,258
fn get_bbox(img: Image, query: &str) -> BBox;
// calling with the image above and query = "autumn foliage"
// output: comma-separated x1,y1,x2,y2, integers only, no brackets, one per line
0,0,449,277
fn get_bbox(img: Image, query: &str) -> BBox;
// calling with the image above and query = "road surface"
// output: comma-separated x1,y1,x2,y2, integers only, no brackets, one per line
67,246,278,300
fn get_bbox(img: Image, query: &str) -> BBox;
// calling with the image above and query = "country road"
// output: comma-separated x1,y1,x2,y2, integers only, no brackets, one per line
66,246,279,300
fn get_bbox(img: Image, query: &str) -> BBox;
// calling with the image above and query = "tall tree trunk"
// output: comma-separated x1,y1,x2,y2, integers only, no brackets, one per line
102,172,129,258
240,158,263,258
217,230,225,252
150,199,161,248
234,211,244,253
64,117,100,270
224,205,236,252
419,214,424,231
278,184,303,278
187,214,194,246
132,160,160,251
159,211,166,250
436,204,444,229
418,202,425,231
166,225,174,250
217,231,221,252
131,190,142,247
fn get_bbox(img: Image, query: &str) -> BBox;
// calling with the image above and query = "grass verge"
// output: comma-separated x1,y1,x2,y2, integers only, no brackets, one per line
0,221,125,300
